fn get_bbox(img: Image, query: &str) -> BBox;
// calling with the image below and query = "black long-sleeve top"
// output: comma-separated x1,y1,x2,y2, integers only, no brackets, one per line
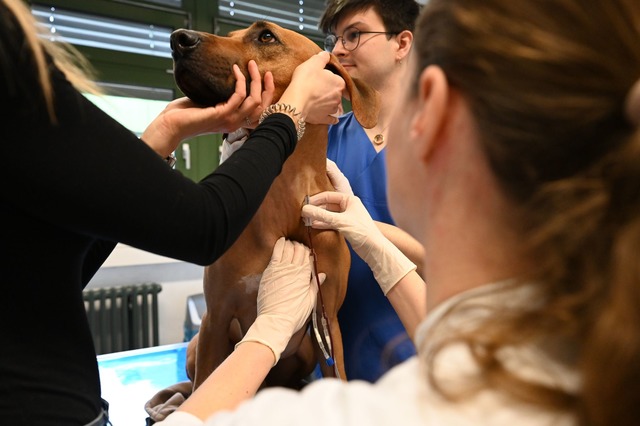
0,5,297,424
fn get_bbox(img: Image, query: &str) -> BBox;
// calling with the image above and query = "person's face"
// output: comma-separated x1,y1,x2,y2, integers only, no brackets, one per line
328,7,400,88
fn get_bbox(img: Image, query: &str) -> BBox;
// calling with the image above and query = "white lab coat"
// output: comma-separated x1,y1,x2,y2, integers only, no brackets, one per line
156,282,578,426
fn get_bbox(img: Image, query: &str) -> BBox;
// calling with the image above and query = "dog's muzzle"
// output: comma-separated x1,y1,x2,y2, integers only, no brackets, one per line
170,29,201,60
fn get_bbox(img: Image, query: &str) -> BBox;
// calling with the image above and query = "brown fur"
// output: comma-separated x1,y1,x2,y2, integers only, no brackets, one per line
170,21,380,390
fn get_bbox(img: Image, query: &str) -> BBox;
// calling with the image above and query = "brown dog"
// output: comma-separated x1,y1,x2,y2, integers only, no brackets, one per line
170,21,380,390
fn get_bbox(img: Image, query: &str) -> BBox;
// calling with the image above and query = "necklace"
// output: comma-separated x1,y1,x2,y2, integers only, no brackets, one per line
372,123,390,145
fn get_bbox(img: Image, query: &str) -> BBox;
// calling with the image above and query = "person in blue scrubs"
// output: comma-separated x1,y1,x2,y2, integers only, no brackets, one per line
320,0,424,382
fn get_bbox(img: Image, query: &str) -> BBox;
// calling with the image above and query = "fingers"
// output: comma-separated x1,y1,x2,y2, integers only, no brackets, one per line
270,237,287,263
325,159,353,195
247,60,263,108
301,70,345,125
152,62,269,139
308,272,326,299
282,51,345,125
305,50,330,68
301,190,353,229
242,61,271,126
326,159,340,176
225,64,248,110
301,204,340,230
308,190,349,207
270,237,310,266
316,272,327,286
261,71,275,110
328,105,342,125
317,50,331,65
331,103,344,117
290,240,309,266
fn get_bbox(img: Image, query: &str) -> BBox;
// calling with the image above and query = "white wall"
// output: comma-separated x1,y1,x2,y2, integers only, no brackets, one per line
86,244,204,345
83,93,206,346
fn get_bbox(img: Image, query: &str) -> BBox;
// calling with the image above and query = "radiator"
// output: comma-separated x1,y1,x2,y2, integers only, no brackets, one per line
83,283,162,355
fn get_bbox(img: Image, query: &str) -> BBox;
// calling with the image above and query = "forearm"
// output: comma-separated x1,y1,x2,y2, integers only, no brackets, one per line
140,98,192,158
178,342,273,420
361,224,427,334
140,119,178,159
300,192,427,335
385,271,427,340
376,221,425,274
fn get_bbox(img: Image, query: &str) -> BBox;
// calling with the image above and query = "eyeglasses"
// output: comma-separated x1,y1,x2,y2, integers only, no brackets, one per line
324,28,397,52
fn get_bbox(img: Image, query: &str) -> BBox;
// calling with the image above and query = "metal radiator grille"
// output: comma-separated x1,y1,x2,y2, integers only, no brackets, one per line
83,283,162,355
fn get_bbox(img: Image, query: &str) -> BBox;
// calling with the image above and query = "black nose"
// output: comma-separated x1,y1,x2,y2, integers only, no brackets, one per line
170,29,201,59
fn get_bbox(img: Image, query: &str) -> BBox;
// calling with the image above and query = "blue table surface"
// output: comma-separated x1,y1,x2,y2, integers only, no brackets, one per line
98,343,189,426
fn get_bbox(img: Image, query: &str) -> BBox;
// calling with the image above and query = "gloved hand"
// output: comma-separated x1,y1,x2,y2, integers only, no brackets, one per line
326,159,353,195
301,191,415,295
236,237,325,365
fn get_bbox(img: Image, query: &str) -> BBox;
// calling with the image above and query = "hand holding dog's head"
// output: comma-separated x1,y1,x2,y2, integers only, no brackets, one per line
170,21,379,129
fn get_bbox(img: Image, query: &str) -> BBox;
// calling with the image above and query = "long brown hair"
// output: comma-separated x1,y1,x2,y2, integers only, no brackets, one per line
414,1,640,424
2,0,99,121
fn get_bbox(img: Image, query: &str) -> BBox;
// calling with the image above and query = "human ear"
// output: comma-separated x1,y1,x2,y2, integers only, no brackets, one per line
395,30,414,61
409,65,449,163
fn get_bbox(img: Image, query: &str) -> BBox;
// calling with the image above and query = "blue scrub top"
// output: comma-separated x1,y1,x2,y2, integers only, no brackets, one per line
327,112,416,382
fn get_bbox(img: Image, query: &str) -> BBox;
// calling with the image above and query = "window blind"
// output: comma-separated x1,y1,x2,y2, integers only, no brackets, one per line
144,0,183,7
218,0,327,40
32,4,173,58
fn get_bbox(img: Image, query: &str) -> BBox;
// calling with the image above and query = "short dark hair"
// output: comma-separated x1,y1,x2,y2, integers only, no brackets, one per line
319,0,421,34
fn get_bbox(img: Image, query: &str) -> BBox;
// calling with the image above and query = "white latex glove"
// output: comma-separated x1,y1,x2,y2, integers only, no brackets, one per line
236,237,324,365
326,159,353,195
301,192,415,295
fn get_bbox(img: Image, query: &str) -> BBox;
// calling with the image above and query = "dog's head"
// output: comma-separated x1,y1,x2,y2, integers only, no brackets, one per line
170,21,379,128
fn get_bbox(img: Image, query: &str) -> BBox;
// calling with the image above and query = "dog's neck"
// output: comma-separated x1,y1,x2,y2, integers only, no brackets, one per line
238,123,328,171
289,124,329,170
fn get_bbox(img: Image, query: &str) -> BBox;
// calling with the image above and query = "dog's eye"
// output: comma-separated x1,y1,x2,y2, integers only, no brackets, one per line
258,30,276,44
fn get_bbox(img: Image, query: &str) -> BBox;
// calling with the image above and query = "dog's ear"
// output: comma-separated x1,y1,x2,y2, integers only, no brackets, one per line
325,54,380,129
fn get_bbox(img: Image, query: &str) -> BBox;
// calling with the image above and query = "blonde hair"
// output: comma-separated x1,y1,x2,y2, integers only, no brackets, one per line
414,1,640,425
2,0,100,121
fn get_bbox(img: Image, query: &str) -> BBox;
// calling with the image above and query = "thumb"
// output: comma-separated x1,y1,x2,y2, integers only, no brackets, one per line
309,272,326,300
326,159,353,195
316,272,327,286
315,50,331,65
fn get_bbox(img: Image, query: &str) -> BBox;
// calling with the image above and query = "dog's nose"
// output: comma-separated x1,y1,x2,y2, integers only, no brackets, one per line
170,29,201,59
